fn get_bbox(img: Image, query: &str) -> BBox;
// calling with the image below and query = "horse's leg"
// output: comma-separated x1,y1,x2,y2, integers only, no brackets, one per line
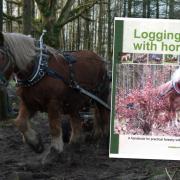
14,101,44,153
95,104,110,137
93,104,104,138
41,101,63,165
69,112,82,144
47,100,63,153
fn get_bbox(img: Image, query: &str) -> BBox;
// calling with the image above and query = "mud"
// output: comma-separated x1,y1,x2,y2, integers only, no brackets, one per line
0,116,180,180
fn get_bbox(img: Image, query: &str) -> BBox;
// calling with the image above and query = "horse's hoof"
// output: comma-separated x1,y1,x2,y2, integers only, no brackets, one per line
27,135,44,153
32,142,44,154
41,147,64,166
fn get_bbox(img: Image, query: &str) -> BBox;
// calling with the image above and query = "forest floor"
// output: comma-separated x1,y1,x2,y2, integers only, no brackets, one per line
1,116,180,180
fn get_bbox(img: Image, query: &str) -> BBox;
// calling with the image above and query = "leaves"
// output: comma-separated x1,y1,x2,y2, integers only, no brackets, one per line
115,66,178,135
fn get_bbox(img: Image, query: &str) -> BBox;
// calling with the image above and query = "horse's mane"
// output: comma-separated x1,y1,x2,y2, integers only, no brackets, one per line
172,67,180,83
3,33,56,70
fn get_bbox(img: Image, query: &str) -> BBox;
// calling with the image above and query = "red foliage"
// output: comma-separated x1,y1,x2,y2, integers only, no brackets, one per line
115,66,175,135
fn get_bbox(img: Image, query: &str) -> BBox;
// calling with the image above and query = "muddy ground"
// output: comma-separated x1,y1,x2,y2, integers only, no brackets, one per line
0,115,180,180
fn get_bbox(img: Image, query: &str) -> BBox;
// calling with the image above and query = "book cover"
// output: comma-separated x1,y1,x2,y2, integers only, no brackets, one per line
110,18,180,160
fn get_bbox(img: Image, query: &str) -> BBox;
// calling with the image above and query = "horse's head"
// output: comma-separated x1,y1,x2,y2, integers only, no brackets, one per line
172,67,180,94
0,32,40,87
0,32,13,87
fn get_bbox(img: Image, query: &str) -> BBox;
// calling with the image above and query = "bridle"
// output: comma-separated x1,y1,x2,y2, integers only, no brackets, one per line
0,46,12,87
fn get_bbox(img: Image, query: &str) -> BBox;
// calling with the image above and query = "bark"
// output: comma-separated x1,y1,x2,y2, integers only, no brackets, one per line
6,1,13,32
128,0,132,17
97,0,103,54
123,0,127,17
83,9,91,49
35,0,97,48
169,0,174,19
23,0,32,34
107,0,112,60
0,0,3,32
147,0,150,18
156,0,159,18
142,0,147,18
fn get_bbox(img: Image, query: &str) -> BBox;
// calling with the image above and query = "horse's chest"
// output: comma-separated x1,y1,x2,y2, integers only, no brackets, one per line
18,88,51,111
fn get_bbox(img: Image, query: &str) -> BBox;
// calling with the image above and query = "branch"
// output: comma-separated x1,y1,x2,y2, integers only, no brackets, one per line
35,0,58,18
3,13,22,23
57,0,75,27
5,0,22,6
57,0,97,27
80,14,94,21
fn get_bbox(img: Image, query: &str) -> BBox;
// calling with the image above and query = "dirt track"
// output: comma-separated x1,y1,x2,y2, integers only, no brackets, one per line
0,116,180,180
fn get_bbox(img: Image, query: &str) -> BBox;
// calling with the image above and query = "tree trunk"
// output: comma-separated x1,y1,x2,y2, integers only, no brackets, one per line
147,0,150,18
84,9,91,50
123,0,127,17
128,0,132,17
6,1,12,32
97,0,103,54
0,0,3,32
142,0,147,18
169,0,174,19
23,0,32,34
156,0,159,18
107,0,112,60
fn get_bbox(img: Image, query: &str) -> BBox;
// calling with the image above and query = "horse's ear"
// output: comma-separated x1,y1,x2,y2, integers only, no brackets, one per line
0,32,4,46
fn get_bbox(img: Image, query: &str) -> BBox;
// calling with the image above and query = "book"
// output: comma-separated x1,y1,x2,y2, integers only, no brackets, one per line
109,17,180,160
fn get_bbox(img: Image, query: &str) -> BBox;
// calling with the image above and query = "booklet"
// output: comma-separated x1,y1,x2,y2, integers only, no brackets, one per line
109,17,180,160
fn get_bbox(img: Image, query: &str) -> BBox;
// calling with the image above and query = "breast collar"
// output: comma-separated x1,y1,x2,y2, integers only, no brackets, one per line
15,48,49,87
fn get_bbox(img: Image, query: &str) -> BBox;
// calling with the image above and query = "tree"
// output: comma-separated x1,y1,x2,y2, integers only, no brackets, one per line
35,0,98,48
156,0,159,18
107,0,112,60
0,0,2,31
169,0,175,19
23,0,32,34
128,0,132,17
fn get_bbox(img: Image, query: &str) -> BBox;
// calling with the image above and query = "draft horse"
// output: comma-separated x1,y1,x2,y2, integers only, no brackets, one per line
0,32,110,157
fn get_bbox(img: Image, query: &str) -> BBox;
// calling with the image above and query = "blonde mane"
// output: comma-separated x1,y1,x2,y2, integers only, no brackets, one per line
172,67,180,83
3,33,57,71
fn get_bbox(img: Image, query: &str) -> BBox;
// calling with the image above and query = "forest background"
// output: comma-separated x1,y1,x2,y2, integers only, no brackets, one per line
0,0,180,61
0,0,179,119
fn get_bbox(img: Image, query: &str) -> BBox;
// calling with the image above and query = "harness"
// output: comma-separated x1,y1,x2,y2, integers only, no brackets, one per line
15,32,110,110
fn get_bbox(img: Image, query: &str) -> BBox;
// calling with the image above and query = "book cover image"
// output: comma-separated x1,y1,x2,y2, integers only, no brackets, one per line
110,18,180,160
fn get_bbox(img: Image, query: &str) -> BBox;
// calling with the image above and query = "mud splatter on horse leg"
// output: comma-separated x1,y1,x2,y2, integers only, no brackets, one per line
14,101,44,153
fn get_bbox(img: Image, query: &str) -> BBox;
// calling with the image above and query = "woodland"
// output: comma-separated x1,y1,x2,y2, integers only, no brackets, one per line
0,0,179,120
0,0,180,60
0,0,179,133
0,1,180,179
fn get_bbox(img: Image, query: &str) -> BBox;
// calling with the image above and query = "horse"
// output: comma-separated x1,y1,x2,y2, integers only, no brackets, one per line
149,68,180,129
121,53,131,62
0,32,110,162
117,67,180,135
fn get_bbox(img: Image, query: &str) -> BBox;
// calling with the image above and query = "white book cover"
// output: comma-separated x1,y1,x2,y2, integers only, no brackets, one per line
109,18,180,160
